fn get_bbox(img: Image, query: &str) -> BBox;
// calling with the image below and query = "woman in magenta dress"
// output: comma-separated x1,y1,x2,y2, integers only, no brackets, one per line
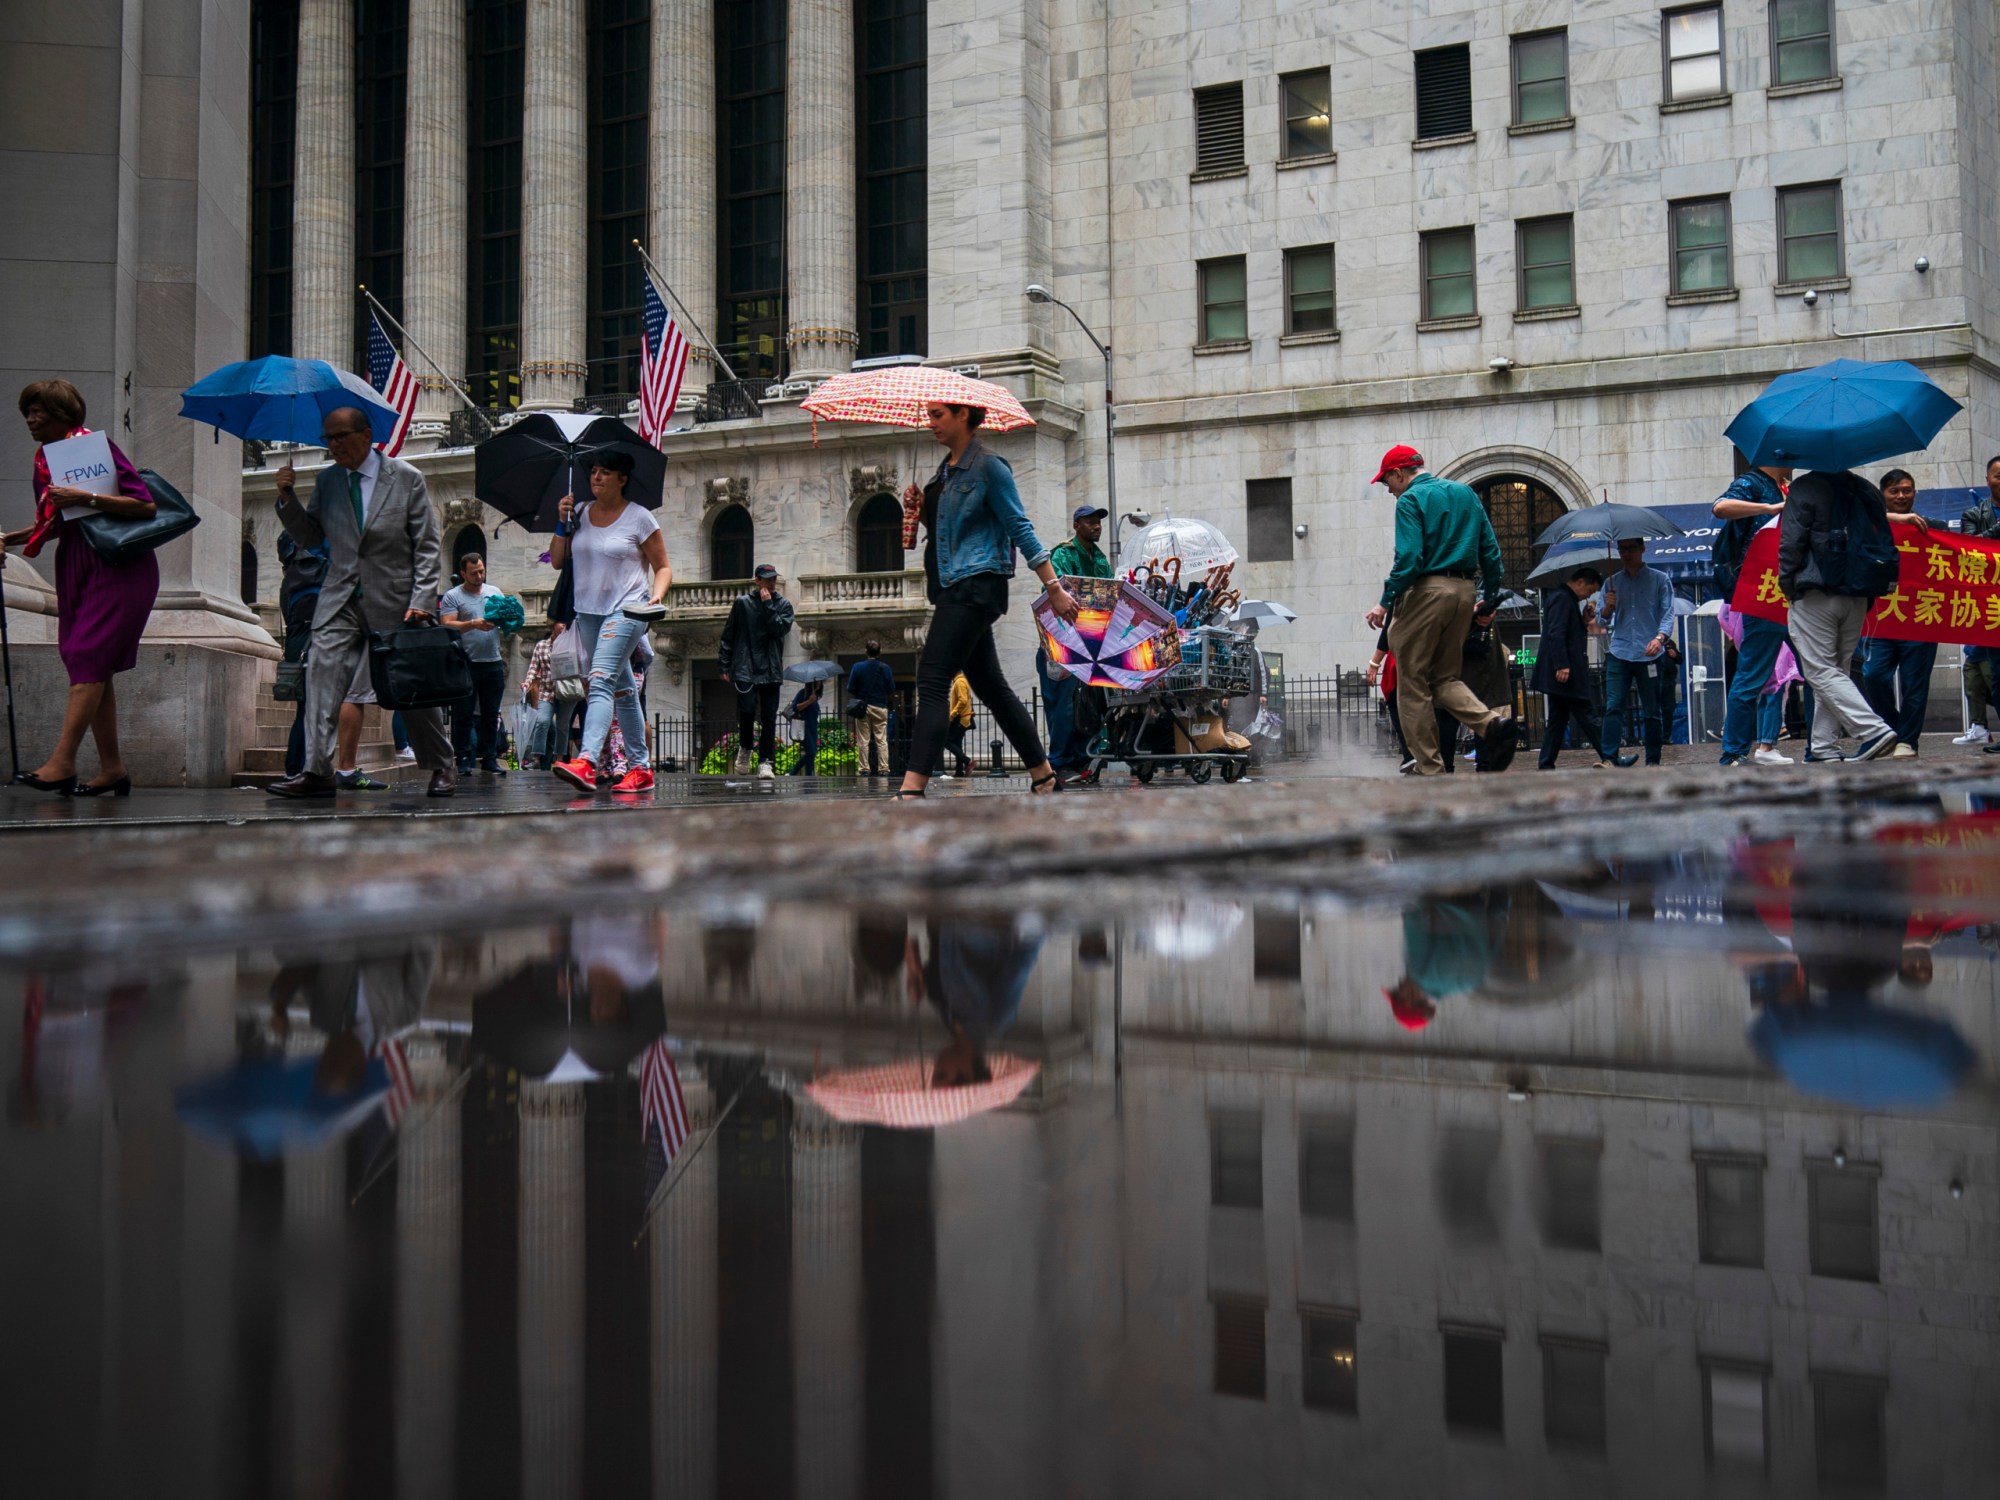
0,379,159,795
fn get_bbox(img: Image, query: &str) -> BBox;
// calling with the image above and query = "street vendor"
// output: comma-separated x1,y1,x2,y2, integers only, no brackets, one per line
1041,504,1114,779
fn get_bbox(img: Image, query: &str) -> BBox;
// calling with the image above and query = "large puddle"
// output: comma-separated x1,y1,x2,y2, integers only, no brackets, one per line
7,802,1999,1497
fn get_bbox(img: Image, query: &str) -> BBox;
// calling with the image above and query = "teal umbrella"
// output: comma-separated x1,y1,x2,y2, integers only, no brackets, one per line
1725,358,1963,469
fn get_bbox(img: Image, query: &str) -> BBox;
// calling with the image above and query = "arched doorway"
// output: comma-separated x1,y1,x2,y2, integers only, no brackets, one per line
854,493,903,573
450,524,486,582
240,539,259,606
710,504,753,580
1470,474,1569,598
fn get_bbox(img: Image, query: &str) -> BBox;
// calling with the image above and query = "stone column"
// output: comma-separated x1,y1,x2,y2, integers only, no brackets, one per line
785,0,859,379
520,0,588,409
403,0,469,428
791,1101,863,1500
396,1039,460,1500
293,0,357,367
651,1070,717,1500
519,1080,585,1500
283,1136,347,1500
650,0,717,400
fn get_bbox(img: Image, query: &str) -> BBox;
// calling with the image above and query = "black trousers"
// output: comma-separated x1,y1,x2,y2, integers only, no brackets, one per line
452,659,507,763
735,680,780,764
908,596,1044,779
1538,694,1604,768
945,721,972,775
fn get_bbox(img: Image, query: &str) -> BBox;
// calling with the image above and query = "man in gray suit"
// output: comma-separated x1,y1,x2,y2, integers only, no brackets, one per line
265,406,458,797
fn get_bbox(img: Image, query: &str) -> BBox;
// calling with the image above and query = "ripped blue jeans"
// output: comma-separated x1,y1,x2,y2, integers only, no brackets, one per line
574,611,650,768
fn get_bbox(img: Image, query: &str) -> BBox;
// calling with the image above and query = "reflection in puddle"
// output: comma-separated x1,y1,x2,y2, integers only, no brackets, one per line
6,822,2000,1496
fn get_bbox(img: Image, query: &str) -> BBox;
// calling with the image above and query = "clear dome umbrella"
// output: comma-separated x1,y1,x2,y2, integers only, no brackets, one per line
1121,513,1239,575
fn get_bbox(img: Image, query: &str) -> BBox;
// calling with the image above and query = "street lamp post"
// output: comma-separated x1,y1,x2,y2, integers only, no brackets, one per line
1025,283,1127,567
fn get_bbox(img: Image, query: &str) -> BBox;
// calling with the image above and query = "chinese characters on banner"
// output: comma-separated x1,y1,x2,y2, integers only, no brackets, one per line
1730,525,2000,643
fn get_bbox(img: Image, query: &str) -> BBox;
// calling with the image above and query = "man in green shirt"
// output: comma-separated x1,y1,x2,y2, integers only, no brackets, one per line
1042,505,1113,776
1049,504,1113,580
1362,444,1516,775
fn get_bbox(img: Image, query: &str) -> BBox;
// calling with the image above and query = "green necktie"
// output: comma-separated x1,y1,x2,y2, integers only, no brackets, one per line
347,470,365,602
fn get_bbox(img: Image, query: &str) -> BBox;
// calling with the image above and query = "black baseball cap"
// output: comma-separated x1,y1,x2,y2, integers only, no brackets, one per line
753,562,778,581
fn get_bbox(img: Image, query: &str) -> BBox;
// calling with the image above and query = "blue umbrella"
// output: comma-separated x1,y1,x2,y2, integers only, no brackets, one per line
1748,1002,1977,1111
1724,358,1963,470
175,1053,391,1158
179,355,402,444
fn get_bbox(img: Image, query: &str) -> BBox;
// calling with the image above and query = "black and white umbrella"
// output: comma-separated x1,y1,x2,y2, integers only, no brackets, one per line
473,412,667,532
1230,599,1298,626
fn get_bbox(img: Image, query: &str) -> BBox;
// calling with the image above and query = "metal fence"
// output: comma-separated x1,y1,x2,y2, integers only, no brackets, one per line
647,693,1045,776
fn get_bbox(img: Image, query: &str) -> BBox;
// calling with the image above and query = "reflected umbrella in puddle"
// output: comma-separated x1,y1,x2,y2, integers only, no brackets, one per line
1750,1003,1976,1111
1140,900,1244,963
470,913,668,1084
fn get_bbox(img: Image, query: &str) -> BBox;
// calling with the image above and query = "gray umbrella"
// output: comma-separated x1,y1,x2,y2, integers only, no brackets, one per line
1533,502,1682,549
1525,546,1619,586
782,659,843,683
1230,599,1298,626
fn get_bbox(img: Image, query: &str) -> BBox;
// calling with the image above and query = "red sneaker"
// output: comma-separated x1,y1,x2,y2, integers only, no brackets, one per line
552,756,600,792
611,766,655,794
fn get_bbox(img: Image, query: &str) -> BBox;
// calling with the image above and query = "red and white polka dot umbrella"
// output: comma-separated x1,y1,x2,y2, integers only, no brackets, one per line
801,366,1035,433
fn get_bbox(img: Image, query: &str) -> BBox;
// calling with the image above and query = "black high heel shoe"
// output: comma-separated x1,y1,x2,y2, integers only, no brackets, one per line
72,774,132,798
13,770,78,795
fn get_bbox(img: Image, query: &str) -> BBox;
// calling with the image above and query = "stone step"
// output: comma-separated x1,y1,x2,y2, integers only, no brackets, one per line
240,741,401,774
231,757,432,790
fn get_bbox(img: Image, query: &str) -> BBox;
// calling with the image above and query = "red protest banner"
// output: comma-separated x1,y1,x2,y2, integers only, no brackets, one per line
1730,524,2000,642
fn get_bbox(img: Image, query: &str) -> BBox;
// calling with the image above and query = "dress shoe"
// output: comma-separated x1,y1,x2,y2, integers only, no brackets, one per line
72,774,132,798
1477,715,1520,773
13,769,78,795
427,766,458,798
265,771,337,799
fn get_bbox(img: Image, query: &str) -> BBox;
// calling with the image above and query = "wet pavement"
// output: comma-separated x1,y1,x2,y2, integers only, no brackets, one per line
6,752,2000,1497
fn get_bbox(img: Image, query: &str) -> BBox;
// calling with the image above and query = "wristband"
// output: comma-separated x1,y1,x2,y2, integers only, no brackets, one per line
553,521,570,538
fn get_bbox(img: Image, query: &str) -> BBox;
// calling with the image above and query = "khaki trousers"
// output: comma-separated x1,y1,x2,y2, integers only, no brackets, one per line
1388,575,1502,775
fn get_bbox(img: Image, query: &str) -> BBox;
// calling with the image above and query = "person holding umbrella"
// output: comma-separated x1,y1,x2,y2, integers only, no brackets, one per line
1594,537,1676,769
1532,566,1605,769
785,677,823,775
548,449,673,794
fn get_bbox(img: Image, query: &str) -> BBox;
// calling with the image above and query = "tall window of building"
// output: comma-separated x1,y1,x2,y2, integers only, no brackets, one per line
1437,1129,1501,1243
1670,197,1734,293
1209,1109,1263,1209
710,504,755,580
718,0,788,381
1537,1139,1600,1251
1281,69,1332,159
1302,1310,1358,1412
1198,256,1248,345
1284,244,1336,335
1808,1159,1878,1281
1778,182,1843,284
1298,1115,1354,1221
1511,30,1569,125
1472,474,1568,594
855,493,904,572
857,0,927,358
1696,1154,1764,1266
1194,82,1245,174
1442,1329,1505,1433
588,0,648,404
1814,1374,1887,1492
1772,0,1836,85
1414,43,1472,140
354,0,408,370
249,0,300,357
1542,1340,1607,1451
1704,1363,1769,1470
468,0,526,409
1420,227,1477,321
1251,906,1300,980
1245,478,1294,563
1664,5,1726,102
1213,1298,1267,1399
1516,216,1576,311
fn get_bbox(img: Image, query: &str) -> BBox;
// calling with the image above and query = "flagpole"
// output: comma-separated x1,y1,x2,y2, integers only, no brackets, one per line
631,1079,745,1248
629,241,746,390
357,284,490,428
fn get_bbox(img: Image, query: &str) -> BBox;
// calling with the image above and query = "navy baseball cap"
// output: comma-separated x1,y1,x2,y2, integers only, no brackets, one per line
753,562,778,580
1072,505,1109,522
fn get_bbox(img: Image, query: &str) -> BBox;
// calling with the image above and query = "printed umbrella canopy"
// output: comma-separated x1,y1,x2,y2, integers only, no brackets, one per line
1033,576,1183,689
805,1052,1040,1130
799,366,1035,432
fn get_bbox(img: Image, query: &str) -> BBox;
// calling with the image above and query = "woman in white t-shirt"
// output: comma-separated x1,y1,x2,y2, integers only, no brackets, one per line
547,449,672,792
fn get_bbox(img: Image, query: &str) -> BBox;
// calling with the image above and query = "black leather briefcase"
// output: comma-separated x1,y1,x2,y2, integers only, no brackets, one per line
368,622,474,711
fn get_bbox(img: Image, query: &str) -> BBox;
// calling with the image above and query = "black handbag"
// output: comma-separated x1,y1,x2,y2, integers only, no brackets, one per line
368,622,474,711
272,661,307,702
76,468,202,565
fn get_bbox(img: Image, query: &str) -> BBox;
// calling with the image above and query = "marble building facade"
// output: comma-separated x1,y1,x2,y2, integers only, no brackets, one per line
231,0,2000,753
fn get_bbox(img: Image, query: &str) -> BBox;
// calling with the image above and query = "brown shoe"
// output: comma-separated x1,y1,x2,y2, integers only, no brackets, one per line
426,767,458,798
265,771,338,799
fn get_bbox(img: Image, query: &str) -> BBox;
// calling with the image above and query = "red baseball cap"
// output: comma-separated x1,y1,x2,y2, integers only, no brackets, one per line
1371,444,1424,485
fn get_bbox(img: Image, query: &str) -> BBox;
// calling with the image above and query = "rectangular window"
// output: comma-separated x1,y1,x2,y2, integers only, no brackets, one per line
1213,1298,1266,1399
467,0,526,409
1415,43,1473,140
1437,1128,1500,1242
249,0,300,357
1209,1109,1262,1209
1664,5,1726,101
1516,215,1575,311
1281,69,1332,159
1251,905,1301,979
1772,0,1836,85
1703,1362,1768,1470
355,0,409,372
1443,1329,1505,1434
857,0,927,358
1779,182,1844,284
1670,197,1734,293
1814,1373,1887,1492
1511,30,1569,125
718,0,788,381
588,0,649,404
1198,256,1248,345
1283,244,1336,335
1696,1154,1764,1267
1421,228,1477,321
1194,82,1245,174
1537,1138,1600,1251
1303,1310,1359,1412
1245,478,1295,564
1542,1340,1607,1451
1298,1114,1354,1221
1808,1160,1878,1280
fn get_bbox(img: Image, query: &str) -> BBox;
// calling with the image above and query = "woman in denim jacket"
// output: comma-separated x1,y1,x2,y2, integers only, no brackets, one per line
893,401,1081,799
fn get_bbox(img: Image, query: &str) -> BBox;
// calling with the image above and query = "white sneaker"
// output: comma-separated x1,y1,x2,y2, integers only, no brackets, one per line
1954,725,1990,745
1752,747,1794,766
1891,743,1918,759
395,748,417,763
733,747,753,775
755,759,775,780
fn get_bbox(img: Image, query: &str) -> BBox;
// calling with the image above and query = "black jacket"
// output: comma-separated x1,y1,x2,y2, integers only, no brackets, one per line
1531,587,1592,700
719,590,795,685
1962,495,2000,540
1778,470,1890,600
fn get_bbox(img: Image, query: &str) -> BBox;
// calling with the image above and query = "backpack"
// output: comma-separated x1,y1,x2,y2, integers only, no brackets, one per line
1805,473,1900,599
1710,516,1755,601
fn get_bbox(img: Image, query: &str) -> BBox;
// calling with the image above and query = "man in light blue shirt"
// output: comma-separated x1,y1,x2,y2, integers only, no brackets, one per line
1595,537,1677,767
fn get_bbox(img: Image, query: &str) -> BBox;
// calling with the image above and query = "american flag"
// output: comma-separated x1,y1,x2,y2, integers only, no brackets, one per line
639,1035,690,1157
366,308,418,457
636,266,690,444
377,1037,414,1126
